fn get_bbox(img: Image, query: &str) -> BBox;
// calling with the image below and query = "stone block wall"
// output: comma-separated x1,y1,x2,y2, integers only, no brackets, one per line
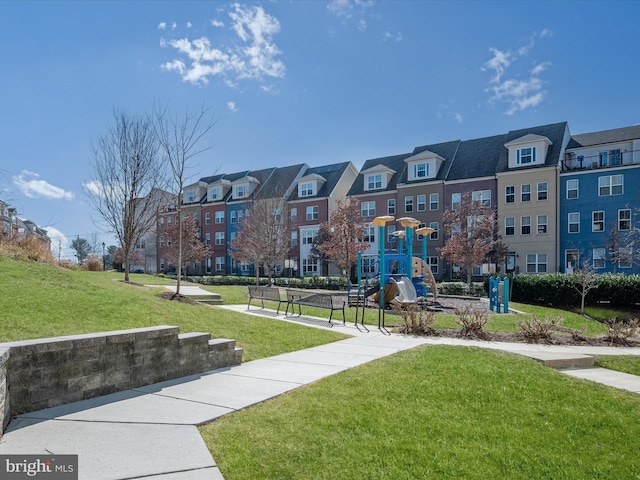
1,326,242,426
0,346,9,433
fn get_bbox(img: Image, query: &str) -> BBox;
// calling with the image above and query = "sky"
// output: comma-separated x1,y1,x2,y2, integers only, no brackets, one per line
2,0,639,261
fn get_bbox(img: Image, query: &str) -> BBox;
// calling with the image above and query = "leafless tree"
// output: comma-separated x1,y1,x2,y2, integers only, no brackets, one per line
572,262,599,315
231,198,293,285
604,221,634,273
162,216,212,279
84,109,165,282
154,103,216,294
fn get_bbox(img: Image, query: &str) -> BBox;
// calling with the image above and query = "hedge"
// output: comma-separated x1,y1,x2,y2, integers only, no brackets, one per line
486,273,640,308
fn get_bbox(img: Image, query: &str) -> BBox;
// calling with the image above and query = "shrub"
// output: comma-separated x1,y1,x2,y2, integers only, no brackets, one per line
84,256,104,271
519,315,563,343
605,318,640,346
453,304,489,338
392,303,437,336
439,281,484,297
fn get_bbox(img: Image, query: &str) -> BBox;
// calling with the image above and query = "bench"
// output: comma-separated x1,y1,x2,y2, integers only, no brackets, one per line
285,289,346,325
247,285,286,314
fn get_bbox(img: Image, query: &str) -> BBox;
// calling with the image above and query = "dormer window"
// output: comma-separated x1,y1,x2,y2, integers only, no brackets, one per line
413,163,428,178
301,182,314,197
367,174,383,190
517,147,536,164
234,185,246,199
209,187,221,201
185,190,195,202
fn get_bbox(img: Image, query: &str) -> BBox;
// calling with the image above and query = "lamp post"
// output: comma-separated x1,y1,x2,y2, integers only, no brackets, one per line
102,242,106,271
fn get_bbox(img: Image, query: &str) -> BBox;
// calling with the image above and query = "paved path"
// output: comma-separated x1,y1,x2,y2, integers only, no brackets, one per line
1,305,639,479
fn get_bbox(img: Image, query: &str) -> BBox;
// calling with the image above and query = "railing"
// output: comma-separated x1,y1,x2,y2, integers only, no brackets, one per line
561,149,640,172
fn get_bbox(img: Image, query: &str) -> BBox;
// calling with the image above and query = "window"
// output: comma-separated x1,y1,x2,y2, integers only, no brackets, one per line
593,248,606,269
387,226,395,243
361,201,376,217
592,211,604,232
209,188,220,200
159,236,165,248
413,163,428,178
521,184,531,202
568,212,580,233
619,248,633,269
291,208,297,222
387,199,396,215
566,179,579,199
234,185,246,198
192,212,199,222
273,208,281,221
361,257,376,274
230,231,237,241
291,231,298,246
565,249,579,271
230,211,237,224
302,259,319,275
598,151,608,167
302,229,318,244
417,194,426,212
404,196,413,213
167,217,172,226
537,214,548,234
363,226,375,243
611,149,622,166
599,175,623,196
367,174,383,190
505,185,515,204
215,257,224,273
451,193,461,210
206,258,211,274
472,190,491,207
619,209,631,231
517,147,536,164
428,257,439,274
301,182,314,197
166,237,172,247
238,210,244,222
430,193,439,211
186,190,195,202
429,222,439,240
159,217,164,226
537,182,548,201
205,233,211,246
215,211,224,224
204,212,210,225
306,206,319,220
526,253,547,273
521,216,531,235
215,232,224,245
505,217,515,236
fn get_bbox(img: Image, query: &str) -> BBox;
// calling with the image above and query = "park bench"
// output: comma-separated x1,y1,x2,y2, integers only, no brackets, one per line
247,285,286,314
285,289,346,325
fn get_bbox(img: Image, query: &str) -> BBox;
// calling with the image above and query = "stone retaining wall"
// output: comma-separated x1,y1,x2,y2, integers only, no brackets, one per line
0,326,242,430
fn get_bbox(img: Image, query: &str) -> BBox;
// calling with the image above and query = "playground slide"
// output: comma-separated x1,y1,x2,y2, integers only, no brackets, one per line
390,277,418,303
371,281,398,308
411,257,438,299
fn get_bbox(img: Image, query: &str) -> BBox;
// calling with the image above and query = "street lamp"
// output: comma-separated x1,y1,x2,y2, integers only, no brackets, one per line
102,242,106,271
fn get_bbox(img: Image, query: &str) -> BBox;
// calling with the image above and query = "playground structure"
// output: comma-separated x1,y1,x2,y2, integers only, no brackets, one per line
489,276,509,313
352,215,439,332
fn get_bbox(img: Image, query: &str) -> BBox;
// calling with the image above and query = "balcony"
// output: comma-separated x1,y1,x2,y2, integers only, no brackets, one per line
562,149,640,172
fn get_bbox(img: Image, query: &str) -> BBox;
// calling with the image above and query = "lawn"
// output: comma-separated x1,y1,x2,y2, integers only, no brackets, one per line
201,345,640,479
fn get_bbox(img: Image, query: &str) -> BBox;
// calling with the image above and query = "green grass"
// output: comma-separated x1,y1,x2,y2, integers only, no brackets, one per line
595,355,640,376
201,345,640,479
0,258,347,361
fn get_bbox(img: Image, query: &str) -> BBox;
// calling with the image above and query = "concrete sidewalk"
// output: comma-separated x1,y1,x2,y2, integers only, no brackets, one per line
1,305,640,479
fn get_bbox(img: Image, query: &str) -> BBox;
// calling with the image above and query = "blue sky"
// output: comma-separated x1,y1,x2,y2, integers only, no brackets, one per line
2,0,639,261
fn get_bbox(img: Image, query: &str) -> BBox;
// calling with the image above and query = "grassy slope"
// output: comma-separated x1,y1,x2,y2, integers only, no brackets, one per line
202,346,640,479
0,258,347,361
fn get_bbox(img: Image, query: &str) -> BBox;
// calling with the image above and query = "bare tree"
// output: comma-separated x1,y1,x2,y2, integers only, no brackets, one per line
439,192,508,290
154,103,215,294
573,263,599,315
312,197,369,277
604,221,634,273
84,109,165,282
231,198,293,285
162,216,212,280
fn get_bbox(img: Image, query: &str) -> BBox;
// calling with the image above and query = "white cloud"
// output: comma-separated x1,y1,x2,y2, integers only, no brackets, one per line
83,180,106,197
158,22,167,30
227,101,238,112
171,22,177,30
13,170,74,200
453,113,464,123
357,19,367,32
161,4,285,87
43,225,68,253
186,22,192,29
327,0,374,18
483,30,552,115
211,19,224,28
